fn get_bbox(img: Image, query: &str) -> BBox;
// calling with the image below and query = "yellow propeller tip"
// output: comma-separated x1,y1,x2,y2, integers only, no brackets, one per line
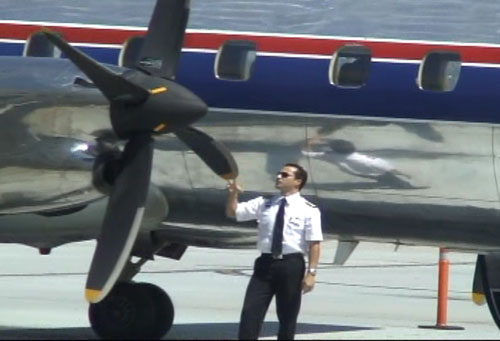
154,123,167,133
150,86,168,95
85,289,103,303
472,292,486,305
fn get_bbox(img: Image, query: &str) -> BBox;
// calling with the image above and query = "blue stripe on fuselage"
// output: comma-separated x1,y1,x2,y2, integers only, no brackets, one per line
177,53,500,123
0,41,24,56
2,41,500,123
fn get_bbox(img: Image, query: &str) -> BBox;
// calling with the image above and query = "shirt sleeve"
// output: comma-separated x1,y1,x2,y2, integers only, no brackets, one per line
305,207,323,241
235,196,265,222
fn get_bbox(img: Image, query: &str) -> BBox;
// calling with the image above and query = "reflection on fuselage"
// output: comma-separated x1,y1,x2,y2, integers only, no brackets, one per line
155,110,500,251
2,65,500,250
303,138,422,190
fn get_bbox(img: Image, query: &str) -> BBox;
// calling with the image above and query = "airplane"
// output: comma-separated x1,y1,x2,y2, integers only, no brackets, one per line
1,0,500,338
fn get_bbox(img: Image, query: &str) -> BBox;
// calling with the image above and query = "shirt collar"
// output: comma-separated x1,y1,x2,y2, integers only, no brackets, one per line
280,192,301,205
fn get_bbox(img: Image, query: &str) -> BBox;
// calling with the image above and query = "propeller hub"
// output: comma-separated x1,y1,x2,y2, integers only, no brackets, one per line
110,75,207,139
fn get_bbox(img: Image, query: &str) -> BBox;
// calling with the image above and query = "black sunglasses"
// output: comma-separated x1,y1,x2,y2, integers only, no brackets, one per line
276,171,293,178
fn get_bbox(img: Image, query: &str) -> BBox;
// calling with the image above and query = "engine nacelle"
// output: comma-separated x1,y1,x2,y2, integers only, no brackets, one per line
92,150,122,196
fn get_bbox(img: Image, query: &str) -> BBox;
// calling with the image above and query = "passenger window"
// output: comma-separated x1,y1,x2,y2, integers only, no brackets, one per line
119,36,145,68
23,31,61,58
329,45,371,88
215,40,257,81
418,50,461,92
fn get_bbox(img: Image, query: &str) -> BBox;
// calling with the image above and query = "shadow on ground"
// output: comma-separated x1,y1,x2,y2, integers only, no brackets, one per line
166,321,377,340
0,322,376,340
0,327,97,340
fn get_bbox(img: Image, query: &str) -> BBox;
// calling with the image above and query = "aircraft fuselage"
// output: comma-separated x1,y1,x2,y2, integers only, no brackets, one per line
1,2,500,253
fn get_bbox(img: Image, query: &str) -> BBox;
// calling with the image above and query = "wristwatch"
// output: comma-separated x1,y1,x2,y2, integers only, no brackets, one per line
308,268,317,276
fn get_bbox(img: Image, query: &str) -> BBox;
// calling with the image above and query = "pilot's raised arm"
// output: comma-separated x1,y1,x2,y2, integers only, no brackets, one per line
225,180,243,218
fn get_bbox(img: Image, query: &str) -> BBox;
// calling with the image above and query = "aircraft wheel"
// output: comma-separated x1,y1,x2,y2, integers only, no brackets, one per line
88,281,155,340
134,282,175,338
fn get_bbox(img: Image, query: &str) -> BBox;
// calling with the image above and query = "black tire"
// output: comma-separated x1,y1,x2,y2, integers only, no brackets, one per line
88,282,155,340
133,282,175,339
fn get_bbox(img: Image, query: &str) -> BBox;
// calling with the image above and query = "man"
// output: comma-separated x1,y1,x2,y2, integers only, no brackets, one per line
226,163,323,340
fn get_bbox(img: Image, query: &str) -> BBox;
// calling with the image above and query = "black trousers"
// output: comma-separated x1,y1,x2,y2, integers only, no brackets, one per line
238,253,305,340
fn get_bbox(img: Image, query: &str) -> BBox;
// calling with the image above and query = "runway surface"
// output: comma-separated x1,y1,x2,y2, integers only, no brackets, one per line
0,240,497,339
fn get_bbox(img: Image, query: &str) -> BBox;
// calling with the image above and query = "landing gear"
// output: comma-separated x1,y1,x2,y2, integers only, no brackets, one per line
89,281,174,340
476,254,500,329
134,282,175,338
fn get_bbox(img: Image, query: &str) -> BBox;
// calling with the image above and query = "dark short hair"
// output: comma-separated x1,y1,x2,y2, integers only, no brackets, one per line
285,163,308,190
330,139,355,154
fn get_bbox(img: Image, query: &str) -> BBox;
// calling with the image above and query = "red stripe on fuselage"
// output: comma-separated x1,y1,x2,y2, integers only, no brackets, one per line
0,22,146,44
186,32,500,64
2,22,500,64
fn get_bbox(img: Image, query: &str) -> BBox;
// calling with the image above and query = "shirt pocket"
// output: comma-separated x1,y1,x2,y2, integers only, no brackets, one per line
259,207,274,221
288,215,304,229
258,208,276,233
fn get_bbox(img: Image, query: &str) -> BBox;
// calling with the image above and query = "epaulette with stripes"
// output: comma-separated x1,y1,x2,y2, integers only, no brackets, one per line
304,200,317,208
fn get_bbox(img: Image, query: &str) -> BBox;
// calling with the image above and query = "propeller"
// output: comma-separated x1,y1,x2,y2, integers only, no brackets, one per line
175,127,238,180
43,0,238,303
472,255,486,305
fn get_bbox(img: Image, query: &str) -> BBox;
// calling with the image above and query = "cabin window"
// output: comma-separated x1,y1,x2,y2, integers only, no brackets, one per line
215,40,257,81
329,45,371,88
23,31,61,58
418,51,461,92
119,36,145,68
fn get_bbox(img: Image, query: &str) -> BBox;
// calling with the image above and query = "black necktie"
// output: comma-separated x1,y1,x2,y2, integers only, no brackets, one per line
271,198,287,257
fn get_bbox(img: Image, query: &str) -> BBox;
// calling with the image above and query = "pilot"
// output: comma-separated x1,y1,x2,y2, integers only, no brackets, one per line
226,163,323,340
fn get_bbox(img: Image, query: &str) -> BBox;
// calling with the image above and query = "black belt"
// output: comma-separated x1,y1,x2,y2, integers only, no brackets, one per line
261,252,303,260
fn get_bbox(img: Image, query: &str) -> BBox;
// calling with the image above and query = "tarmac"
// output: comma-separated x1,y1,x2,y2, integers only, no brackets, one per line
0,239,497,339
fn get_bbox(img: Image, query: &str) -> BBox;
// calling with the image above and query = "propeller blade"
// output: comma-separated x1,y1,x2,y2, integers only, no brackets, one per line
473,255,486,305
85,134,154,303
43,30,149,103
175,126,238,180
136,0,190,79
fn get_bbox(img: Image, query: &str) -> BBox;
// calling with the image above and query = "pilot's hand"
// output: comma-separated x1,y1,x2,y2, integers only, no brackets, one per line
302,273,316,294
226,180,243,194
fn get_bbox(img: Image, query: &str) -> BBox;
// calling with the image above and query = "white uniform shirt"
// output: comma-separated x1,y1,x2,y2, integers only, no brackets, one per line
339,152,394,177
302,149,394,177
235,192,323,255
